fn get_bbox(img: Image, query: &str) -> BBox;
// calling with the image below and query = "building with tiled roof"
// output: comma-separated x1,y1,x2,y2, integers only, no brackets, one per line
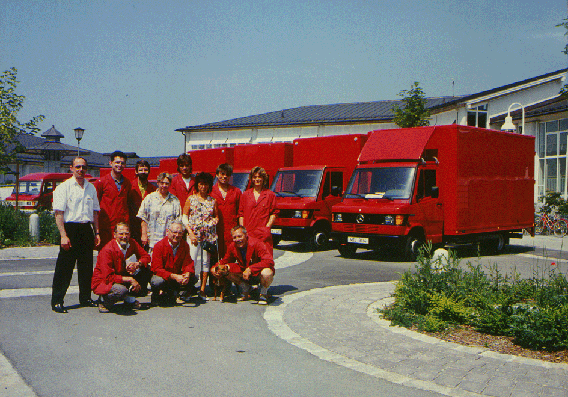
177,68,568,202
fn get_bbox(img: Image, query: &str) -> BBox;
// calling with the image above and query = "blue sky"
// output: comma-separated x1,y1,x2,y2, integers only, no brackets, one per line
2,0,566,157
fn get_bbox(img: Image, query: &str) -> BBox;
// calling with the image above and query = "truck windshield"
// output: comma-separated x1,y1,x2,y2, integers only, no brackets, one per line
345,167,416,199
271,170,323,198
13,181,42,195
231,173,250,192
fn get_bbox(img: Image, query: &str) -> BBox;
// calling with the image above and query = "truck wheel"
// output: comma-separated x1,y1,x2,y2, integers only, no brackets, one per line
482,234,509,255
402,233,425,261
309,228,330,250
338,244,357,258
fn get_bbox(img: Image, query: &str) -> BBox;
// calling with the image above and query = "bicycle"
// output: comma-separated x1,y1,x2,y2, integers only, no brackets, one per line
534,213,568,236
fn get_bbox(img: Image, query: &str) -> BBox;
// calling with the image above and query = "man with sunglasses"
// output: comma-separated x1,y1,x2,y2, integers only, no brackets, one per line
51,157,100,313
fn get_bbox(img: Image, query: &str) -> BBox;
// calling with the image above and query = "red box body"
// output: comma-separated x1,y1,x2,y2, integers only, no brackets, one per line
332,125,535,254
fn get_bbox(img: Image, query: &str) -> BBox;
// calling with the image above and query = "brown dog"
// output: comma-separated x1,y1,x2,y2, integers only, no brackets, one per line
210,263,230,301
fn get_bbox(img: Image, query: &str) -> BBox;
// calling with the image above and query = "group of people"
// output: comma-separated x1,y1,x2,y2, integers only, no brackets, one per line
50,151,277,314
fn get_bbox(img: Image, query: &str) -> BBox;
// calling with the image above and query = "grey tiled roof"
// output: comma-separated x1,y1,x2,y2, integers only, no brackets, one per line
7,133,108,168
177,97,462,131
40,125,65,139
177,68,568,133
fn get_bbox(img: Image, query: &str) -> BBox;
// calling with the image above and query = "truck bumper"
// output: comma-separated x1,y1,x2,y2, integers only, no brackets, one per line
331,231,403,250
272,226,311,242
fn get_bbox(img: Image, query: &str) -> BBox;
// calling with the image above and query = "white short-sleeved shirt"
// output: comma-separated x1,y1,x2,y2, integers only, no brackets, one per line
52,176,100,223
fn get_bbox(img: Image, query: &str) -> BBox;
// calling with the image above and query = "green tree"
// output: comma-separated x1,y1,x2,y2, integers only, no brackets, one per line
0,67,44,168
556,17,568,98
392,82,431,128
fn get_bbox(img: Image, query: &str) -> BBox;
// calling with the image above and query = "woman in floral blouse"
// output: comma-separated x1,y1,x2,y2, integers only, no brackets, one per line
182,172,219,301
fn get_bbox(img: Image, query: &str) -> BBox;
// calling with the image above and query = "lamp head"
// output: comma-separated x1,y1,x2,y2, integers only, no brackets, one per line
501,116,516,132
74,127,85,141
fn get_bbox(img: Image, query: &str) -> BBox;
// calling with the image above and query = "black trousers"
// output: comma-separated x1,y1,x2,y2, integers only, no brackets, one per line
51,222,95,306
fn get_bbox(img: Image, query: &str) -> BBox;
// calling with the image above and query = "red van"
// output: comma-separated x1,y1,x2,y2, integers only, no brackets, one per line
270,134,368,248
331,125,535,258
6,173,72,212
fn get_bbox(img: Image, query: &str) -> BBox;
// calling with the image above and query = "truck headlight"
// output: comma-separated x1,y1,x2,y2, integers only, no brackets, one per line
293,210,311,219
384,215,394,225
333,213,342,222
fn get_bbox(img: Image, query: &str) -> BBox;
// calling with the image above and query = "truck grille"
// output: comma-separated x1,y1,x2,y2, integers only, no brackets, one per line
336,213,386,224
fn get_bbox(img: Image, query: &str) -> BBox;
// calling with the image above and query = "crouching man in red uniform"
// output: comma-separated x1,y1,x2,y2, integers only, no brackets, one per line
150,221,196,306
215,225,274,305
91,222,152,313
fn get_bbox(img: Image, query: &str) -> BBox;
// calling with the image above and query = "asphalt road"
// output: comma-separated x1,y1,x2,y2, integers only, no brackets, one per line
0,239,565,397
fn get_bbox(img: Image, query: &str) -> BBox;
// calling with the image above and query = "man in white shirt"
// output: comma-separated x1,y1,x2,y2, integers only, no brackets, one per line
51,157,101,313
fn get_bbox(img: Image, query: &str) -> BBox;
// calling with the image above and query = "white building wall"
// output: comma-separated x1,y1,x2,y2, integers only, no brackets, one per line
184,122,399,152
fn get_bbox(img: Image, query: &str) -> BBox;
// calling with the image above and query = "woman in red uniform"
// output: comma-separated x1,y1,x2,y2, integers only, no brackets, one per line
211,163,241,259
238,166,277,255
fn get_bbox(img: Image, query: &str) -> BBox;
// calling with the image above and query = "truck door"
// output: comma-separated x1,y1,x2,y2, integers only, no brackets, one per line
415,168,443,243
321,170,343,215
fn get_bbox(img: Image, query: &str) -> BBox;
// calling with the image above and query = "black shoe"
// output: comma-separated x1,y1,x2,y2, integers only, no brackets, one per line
79,299,98,307
52,303,68,314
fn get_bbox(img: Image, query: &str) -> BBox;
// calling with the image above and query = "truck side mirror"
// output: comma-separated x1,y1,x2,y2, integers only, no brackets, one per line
431,186,439,198
330,186,341,197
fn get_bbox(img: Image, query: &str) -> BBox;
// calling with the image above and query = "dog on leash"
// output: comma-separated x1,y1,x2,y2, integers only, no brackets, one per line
210,263,230,301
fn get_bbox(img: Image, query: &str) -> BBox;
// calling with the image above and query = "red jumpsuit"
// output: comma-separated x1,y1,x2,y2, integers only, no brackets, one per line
91,238,151,296
151,237,195,280
211,183,241,258
96,174,132,249
218,237,275,277
238,189,277,254
169,174,195,209
129,177,156,245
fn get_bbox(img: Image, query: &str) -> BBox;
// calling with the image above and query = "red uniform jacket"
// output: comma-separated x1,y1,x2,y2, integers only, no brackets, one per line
91,238,151,296
238,189,277,251
96,173,132,249
151,236,195,280
211,183,241,258
129,177,156,244
218,237,275,277
169,174,195,209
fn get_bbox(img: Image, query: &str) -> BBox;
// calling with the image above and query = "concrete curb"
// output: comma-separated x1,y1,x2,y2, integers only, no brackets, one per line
265,282,568,397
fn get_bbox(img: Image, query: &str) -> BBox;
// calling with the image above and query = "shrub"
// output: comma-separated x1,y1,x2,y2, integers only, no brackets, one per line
380,248,568,351
510,305,568,350
429,292,473,324
38,210,60,244
0,202,31,246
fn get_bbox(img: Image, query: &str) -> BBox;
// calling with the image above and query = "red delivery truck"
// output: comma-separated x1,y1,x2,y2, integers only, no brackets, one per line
188,147,234,176
159,147,234,177
270,134,368,248
331,125,535,259
6,172,91,212
232,142,293,192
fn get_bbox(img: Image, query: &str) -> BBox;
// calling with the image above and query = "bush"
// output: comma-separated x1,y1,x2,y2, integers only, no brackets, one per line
38,210,60,244
0,202,31,246
380,248,568,351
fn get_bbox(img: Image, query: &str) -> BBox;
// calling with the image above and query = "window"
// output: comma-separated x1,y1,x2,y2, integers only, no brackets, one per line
416,169,436,200
538,119,568,199
467,104,488,128
330,172,343,195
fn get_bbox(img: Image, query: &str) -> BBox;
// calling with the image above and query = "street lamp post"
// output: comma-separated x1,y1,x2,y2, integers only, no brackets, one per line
74,127,85,156
501,103,525,134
